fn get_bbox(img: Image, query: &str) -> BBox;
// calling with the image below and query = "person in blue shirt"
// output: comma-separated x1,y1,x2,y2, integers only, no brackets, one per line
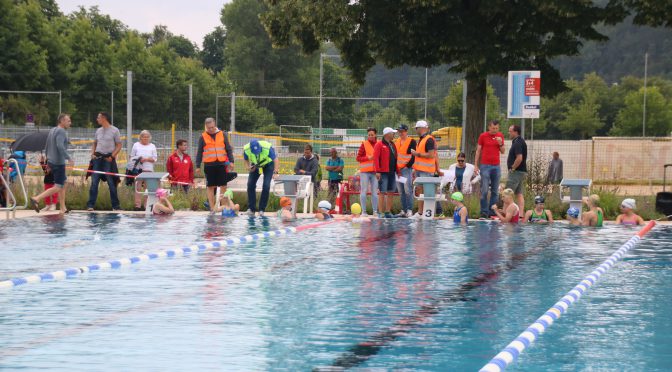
324,147,344,203
450,191,468,225
243,139,279,216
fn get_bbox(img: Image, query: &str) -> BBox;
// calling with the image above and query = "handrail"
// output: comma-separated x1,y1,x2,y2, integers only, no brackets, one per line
1,159,28,218
0,168,17,213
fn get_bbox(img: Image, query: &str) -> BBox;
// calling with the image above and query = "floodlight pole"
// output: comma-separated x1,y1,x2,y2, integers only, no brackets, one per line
111,90,114,124
643,52,648,137
188,84,193,157
126,71,133,153
424,68,428,120
319,53,324,142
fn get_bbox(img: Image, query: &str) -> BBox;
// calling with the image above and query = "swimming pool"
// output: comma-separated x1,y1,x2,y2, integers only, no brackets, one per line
1,215,670,371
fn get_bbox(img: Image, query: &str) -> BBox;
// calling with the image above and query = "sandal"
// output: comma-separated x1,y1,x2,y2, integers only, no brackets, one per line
30,197,40,213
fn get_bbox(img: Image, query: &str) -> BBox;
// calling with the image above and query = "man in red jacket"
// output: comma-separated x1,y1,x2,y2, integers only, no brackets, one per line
374,127,398,218
167,139,194,192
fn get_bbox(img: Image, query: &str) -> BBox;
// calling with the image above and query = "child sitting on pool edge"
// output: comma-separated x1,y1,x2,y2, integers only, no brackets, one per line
615,198,645,226
152,188,174,215
217,189,240,217
566,207,581,226
277,197,294,221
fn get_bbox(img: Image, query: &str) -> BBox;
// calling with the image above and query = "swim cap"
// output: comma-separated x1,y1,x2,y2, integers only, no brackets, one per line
223,189,234,200
621,198,636,210
221,208,236,217
279,197,292,208
155,188,168,198
567,207,580,218
318,200,332,211
350,203,362,215
534,195,545,204
451,192,464,202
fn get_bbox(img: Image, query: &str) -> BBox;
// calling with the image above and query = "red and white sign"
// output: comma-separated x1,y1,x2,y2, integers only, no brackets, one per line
525,78,540,96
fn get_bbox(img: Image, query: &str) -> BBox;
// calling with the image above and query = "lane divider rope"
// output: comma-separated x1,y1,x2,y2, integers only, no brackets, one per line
0,220,334,291
480,220,656,372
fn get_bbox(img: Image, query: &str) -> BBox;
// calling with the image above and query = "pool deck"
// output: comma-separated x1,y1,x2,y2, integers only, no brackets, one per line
2,208,671,225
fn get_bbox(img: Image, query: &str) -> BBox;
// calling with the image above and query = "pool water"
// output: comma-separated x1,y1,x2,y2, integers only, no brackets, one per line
1,214,671,371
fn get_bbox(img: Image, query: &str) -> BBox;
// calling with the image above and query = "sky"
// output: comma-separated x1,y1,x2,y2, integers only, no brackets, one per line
56,0,231,47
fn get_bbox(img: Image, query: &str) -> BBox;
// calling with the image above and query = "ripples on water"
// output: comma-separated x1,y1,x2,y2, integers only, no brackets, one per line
0,215,670,371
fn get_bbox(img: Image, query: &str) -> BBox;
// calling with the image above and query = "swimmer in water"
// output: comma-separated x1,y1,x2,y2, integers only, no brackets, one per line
615,198,645,226
152,188,174,215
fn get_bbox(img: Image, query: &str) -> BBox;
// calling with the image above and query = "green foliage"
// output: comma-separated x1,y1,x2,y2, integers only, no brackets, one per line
201,26,226,73
611,86,672,136
443,81,502,126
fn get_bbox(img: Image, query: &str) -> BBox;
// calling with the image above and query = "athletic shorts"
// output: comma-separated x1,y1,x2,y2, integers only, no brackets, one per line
506,170,527,194
379,172,397,193
48,162,66,187
204,164,229,187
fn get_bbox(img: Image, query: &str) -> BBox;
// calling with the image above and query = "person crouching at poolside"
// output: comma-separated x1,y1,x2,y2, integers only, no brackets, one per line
152,188,174,215
566,207,581,225
278,197,295,221
524,195,554,224
581,194,604,227
492,188,520,223
315,200,334,220
217,189,240,217
345,203,371,223
450,192,468,225
615,198,645,226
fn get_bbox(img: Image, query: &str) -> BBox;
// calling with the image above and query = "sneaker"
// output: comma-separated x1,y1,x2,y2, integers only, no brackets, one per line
384,212,393,219
411,213,422,219
406,210,414,218
258,211,265,217
480,212,489,219
396,211,406,218
86,207,94,211
361,212,369,217
246,209,256,216
112,207,123,211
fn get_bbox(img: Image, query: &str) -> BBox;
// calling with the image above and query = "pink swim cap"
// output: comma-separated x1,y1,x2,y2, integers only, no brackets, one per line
155,188,168,198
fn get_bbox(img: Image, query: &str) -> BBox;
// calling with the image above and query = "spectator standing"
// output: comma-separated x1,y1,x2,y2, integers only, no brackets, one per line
374,127,398,218
39,155,57,211
29,113,73,214
505,124,527,214
394,124,416,217
474,120,505,218
547,151,563,184
130,130,157,210
356,128,379,216
244,139,279,216
167,139,194,192
294,144,320,199
325,147,344,204
86,112,122,211
411,120,437,218
195,118,235,213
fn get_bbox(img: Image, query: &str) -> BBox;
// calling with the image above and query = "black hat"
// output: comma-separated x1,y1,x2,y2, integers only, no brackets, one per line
397,124,409,131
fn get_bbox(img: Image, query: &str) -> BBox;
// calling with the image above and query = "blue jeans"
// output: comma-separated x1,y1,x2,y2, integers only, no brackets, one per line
480,164,501,215
397,167,413,212
359,172,378,214
87,158,120,209
247,162,274,212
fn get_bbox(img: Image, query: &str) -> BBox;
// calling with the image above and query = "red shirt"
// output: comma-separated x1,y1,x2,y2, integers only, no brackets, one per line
478,132,505,166
373,140,395,173
166,151,194,185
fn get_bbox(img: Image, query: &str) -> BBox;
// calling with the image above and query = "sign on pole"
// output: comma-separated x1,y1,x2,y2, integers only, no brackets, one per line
507,71,540,119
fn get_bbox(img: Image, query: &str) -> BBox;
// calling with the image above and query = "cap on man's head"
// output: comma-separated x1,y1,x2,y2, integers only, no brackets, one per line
415,120,429,128
397,124,409,131
382,127,397,135
249,140,262,155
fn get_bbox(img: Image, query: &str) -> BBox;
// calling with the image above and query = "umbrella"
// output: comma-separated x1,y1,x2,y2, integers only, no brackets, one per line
10,131,50,152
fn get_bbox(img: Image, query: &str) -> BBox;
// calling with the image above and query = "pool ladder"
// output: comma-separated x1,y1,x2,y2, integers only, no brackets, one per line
1,158,28,219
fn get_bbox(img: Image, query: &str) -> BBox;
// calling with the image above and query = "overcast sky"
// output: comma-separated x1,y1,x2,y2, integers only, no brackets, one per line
56,0,231,47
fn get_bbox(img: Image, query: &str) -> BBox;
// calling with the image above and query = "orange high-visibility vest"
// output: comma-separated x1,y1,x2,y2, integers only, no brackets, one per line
395,137,412,171
359,140,375,173
202,131,229,163
412,135,437,173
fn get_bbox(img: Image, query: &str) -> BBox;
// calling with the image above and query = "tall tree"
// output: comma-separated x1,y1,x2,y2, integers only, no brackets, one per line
262,1,624,160
201,26,227,73
611,86,672,136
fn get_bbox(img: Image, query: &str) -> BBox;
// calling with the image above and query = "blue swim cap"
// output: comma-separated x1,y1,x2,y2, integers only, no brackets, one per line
221,208,236,217
567,207,580,218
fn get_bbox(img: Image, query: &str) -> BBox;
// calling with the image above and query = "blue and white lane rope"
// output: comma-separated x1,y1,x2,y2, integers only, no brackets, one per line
480,220,656,372
0,221,333,291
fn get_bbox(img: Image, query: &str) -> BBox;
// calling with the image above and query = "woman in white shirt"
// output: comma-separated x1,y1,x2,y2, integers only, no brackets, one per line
131,130,157,210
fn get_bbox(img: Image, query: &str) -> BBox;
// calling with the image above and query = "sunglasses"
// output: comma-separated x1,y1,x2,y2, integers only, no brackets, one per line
457,159,465,162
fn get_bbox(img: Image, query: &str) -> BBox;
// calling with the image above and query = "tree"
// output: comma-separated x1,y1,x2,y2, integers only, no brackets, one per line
611,87,672,136
442,81,502,127
621,0,672,28
201,26,226,73
262,1,623,161
557,93,603,139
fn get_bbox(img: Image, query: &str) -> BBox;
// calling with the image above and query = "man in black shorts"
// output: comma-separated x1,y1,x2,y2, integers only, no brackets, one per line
195,118,235,213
